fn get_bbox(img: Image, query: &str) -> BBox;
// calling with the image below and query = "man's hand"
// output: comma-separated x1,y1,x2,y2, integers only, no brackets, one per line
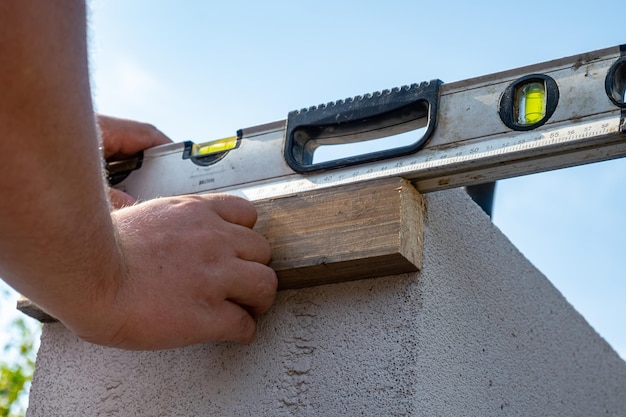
76,115,279,349
0,1,277,351
97,114,172,208
70,193,278,350
93,117,278,349
97,114,172,160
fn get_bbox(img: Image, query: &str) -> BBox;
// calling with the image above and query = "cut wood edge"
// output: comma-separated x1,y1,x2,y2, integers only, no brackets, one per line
16,296,56,323
256,176,424,290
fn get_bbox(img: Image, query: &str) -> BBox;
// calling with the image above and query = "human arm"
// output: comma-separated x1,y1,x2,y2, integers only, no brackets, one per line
0,1,277,349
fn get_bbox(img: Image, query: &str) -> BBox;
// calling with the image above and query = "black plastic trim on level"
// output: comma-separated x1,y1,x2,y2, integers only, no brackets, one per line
106,151,143,185
284,80,442,173
605,56,626,109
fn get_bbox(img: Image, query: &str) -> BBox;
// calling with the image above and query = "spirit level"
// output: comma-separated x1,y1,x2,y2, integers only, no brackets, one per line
108,45,626,202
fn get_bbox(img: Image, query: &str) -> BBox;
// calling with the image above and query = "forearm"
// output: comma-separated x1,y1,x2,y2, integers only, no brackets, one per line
0,2,123,328
0,1,277,350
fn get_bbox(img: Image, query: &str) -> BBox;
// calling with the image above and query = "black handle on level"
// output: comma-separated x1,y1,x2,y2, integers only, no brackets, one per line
284,79,442,173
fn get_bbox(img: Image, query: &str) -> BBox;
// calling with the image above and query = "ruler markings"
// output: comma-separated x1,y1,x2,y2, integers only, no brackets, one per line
226,116,622,201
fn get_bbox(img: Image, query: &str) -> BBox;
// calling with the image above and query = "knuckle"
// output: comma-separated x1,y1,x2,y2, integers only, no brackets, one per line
255,267,278,301
234,311,256,344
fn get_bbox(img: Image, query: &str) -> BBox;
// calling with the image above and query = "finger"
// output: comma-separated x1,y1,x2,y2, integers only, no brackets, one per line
201,193,258,228
224,222,273,264
221,260,277,318
211,301,258,344
108,188,136,209
97,114,172,159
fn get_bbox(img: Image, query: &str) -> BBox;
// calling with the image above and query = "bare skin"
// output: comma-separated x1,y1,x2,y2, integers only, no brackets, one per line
97,114,172,208
0,1,277,350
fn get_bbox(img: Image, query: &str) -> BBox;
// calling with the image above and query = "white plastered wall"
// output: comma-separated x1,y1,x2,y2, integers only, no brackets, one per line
27,189,626,416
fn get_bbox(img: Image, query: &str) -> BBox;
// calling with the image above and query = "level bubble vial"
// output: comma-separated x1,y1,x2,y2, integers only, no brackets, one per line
516,81,546,125
182,135,240,167
191,136,238,156
499,74,559,131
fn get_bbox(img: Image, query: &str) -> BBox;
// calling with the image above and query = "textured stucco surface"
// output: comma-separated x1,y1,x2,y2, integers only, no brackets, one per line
27,189,626,416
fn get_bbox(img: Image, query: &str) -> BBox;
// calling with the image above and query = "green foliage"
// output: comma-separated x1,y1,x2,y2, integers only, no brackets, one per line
0,315,39,417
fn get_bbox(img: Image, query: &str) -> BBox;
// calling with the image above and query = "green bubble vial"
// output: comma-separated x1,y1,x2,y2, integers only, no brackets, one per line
516,81,546,125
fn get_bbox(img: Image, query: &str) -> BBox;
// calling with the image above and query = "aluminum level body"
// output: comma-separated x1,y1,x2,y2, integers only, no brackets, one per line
113,45,626,202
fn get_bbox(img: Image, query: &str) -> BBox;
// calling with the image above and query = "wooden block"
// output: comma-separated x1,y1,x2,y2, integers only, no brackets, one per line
16,296,56,323
254,176,424,290
17,177,424,322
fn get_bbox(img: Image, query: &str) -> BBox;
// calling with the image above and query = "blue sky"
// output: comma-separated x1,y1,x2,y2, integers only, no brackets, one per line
2,0,625,362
